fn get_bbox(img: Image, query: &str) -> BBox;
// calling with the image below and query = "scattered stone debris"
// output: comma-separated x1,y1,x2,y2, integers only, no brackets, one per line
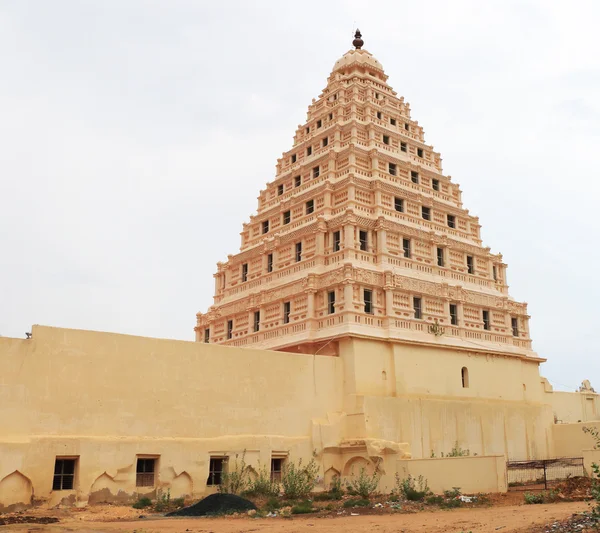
166,493,257,517
0,516,59,526
536,512,596,533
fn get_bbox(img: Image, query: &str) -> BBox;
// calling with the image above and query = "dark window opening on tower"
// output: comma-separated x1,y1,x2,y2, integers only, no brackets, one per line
359,230,368,251
413,297,422,319
467,255,474,274
403,238,411,258
328,291,335,314
483,310,490,330
450,304,458,326
364,289,373,314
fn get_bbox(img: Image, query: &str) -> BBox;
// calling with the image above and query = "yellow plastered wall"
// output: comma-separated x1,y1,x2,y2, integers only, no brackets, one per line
340,338,555,459
550,391,600,423
0,326,344,505
397,455,507,494
553,421,600,457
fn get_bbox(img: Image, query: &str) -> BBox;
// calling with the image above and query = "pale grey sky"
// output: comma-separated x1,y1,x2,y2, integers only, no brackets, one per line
1,1,599,392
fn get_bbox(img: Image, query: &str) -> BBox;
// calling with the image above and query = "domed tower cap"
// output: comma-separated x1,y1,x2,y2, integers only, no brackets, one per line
352,29,364,50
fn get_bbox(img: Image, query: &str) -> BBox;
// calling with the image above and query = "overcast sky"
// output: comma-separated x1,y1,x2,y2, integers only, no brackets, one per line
1,1,598,392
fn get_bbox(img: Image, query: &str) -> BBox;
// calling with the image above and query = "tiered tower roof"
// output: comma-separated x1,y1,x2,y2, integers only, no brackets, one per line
195,31,536,360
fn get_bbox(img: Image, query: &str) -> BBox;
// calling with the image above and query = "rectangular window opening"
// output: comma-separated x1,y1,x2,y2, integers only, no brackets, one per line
283,210,291,225
447,214,456,228
241,263,248,282
394,197,404,212
390,118,397,126
277,184,284,196
53,458,77,491
483,310,490,331
417,148,424,158
307,146,312,156
227,320,233,339
294,175,301,188
283,301,291,324
376,111,382,119
317,119,322,128
411,170,419,184
403,238,411,258
291,154,296,164
400,142,407,152
511,317,519,337
492,265,498,281
432,179,440,191
413,297,422,319
253,311,260,333
364,289,373,315
389,162,397,176
136,458,156,488
313,166,320,178
328,291,336,314
267,253,273,273
467,255,474,274
295,242,302,262
404,123,409,131
306,199,314,214
322,137,328,147
437,247,444,267
333,231,341,252
421,206,431,221
450,304,458,326
383,135,390,145
271,458,285,483
207,457,226,486
204,328,210,343
262,220,269,234
359,230,368,251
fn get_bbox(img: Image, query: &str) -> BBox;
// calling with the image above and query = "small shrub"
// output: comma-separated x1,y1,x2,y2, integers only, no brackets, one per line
329,475,344,499
443,487,461,499
313,492,337,501
219,452,249,495
263,497,281,512
343,498,370,508
447,442,470,457
132,496,152,509
394,474,430,501
426,495,444,505
245,463,280,497
291,500,314,514
524,492,544,505
440,498,462,509
346,467,381,499
172,497,185,509
282,458,319,500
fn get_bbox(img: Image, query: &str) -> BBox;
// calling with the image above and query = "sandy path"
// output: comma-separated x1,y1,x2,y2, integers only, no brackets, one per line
4,501,589,533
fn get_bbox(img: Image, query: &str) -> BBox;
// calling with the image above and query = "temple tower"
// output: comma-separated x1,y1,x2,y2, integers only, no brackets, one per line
195,31,535,360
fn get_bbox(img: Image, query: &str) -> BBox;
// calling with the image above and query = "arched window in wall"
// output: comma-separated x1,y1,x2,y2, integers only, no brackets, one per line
461,367,469,388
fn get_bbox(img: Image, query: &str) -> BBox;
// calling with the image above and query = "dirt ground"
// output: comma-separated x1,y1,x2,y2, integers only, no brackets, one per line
0,501,591,533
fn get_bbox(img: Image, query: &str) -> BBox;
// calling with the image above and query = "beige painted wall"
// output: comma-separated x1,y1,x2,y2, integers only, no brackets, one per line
553,421,600,457
340,338,556,459
550,391,600,424
397,455,507,494
0,326,344,507
1,325,596,508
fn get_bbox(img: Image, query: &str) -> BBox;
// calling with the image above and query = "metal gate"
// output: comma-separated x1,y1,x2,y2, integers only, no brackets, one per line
507,457,585,490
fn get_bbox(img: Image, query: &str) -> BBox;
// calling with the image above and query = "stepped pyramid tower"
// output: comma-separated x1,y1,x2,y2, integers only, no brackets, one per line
196,31,536,362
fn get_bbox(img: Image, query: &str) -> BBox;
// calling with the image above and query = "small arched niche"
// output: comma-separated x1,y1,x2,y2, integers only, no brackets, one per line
461,367,469,388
